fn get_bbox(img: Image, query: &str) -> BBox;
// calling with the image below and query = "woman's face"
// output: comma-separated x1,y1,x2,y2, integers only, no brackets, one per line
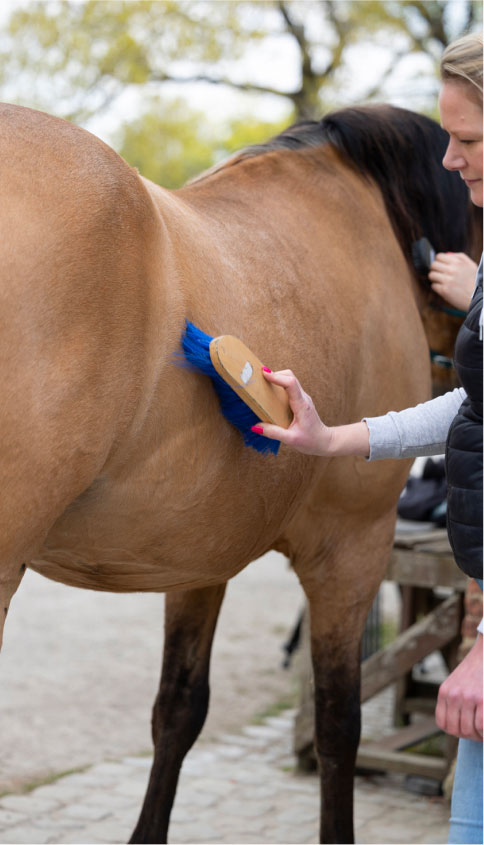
439,81,483,207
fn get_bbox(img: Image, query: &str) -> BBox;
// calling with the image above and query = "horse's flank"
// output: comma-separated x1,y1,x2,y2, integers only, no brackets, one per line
0,102,443,615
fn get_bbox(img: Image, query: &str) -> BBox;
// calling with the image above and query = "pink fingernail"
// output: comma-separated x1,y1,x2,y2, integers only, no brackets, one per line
262,366,272,373
447,251,454,254
251,425,264,434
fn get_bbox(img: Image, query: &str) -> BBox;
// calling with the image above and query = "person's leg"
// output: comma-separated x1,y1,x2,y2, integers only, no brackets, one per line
448,580,483,844
448,736,483,844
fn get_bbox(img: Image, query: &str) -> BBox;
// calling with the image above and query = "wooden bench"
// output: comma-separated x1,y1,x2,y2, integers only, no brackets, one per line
357,527,467,781
294,526,467,783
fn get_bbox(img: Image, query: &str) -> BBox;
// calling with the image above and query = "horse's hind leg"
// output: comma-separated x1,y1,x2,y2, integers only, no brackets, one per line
295,514,396,844
130,583,226,845
0,558,26,649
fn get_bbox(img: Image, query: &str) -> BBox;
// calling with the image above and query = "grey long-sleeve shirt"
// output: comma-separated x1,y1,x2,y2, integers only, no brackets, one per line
363,387,466,461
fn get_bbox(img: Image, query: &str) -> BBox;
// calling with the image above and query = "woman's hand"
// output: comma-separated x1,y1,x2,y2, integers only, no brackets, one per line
428,252,477,311
251,369,370,457
435,633,483,742
251,369,331,455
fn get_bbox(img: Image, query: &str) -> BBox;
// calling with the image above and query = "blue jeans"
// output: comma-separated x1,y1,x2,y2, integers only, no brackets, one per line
448,579,483,844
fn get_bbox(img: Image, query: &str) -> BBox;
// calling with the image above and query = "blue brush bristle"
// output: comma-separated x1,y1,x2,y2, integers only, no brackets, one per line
181,321,280,456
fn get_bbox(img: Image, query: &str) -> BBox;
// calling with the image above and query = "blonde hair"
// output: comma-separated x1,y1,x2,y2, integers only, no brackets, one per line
441,32,483,103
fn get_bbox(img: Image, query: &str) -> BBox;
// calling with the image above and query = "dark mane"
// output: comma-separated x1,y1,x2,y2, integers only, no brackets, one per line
238,105,479,259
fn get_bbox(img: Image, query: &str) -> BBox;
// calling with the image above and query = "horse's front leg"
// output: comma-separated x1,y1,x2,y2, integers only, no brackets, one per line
296,515,396,844
310,612,362,844
130,583,226,845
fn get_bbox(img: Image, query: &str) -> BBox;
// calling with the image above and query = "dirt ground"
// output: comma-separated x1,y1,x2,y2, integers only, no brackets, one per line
0,551,305,794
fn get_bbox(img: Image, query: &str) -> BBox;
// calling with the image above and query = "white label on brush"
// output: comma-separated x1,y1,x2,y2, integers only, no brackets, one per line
240,361,253,384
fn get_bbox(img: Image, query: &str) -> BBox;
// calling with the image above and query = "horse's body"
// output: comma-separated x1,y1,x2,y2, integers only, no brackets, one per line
0,102,477,843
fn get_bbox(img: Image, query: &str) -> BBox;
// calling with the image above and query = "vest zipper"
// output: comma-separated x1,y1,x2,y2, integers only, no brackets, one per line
479,307,483,342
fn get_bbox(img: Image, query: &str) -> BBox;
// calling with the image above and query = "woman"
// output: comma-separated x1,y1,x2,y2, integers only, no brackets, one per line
252,32,483,845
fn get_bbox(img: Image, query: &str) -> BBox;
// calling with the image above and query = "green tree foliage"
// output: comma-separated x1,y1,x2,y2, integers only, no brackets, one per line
116,98,292,188
1,1,480,188
1,0,481,123
116,100,216,189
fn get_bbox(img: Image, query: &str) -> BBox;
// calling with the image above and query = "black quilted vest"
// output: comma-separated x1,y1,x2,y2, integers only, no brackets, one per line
445,260,483,579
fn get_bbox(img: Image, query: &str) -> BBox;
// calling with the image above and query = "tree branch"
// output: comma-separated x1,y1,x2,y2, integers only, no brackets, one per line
277,0,307,54
362,50,409,101
277,0,316,84
149,70,296,101
408,1,447,46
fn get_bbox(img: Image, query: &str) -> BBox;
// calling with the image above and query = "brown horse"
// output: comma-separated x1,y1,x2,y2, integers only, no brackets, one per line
0,102,479,844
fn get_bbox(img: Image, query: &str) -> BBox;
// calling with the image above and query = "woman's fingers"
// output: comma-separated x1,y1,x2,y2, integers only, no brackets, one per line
435,688,447,733
262,367,303,396
252,421,294,444
428,270,449,284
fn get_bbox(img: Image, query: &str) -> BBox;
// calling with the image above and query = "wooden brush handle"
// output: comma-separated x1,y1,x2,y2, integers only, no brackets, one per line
209,335,293,429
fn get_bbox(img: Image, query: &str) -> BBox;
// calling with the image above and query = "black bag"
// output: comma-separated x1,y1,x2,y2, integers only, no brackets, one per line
397,458,447,526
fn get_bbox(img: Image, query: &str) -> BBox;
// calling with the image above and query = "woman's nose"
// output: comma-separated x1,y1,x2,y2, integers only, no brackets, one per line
442,139,467,171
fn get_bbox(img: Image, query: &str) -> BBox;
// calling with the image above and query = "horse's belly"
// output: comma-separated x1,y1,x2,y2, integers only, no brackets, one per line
31,509,251,592
30,450,297,593
29,548,235,593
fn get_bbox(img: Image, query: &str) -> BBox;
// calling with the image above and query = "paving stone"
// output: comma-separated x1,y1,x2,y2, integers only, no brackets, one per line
0,793,62,814
365,822,428,844
243,724,282,740
120,756,152,769
0,807,26,827
173,788,217,809
168,820,222,842
0,823,52,844
213,743,246,759
419,825,449,844
178,759,212,776
354,798,387,823
219,798,276,819
50,802,111,822
390,830,431,844
32,812,95,830
47,829,86,845
53,831,100,845
111,779,148,799
53,772,118,790
63,817,127,844
236,783,280,800
266,824,315,844
218,815,268,835
221,765,276,784
265,716,295,730
27,782,86,803
181,777,237,797
87,763,128,778
278,779,318,794
218,732,262,747
79,790,139,811
276,805,319,824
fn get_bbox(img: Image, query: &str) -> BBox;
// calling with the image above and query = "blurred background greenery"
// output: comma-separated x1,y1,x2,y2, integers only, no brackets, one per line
0,0,481,188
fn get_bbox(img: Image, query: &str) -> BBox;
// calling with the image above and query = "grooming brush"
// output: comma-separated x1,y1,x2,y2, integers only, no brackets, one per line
411,237,435,276
181,321,292,455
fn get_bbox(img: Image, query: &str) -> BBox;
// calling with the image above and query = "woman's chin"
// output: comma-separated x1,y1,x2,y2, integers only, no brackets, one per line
469,183,483,207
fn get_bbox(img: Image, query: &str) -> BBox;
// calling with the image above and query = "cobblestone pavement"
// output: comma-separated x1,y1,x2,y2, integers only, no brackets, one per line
0,701,450,845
